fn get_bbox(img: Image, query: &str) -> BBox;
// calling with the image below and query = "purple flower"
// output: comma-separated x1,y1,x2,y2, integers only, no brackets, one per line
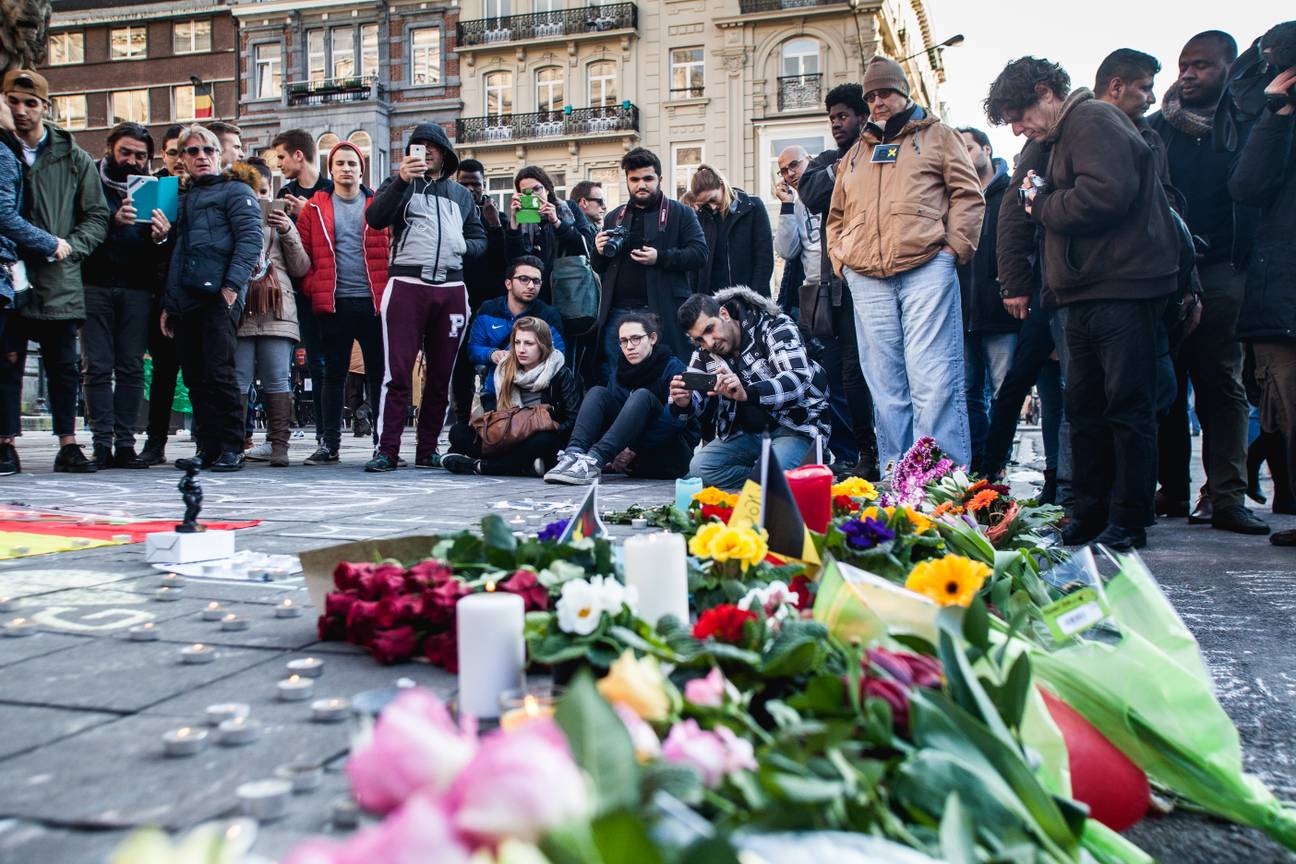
888,437,958,508
840,516,895,550
537,519,569,542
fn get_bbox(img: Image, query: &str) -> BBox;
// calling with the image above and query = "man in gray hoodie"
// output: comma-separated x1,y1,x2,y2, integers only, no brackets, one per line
364,123,486,472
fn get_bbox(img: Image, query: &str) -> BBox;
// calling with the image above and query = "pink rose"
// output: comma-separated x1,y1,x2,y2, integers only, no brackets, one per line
661,720,755,788
371,626,421,665
346,689,478,814
449,720,591,844
683,667,730,708
614,702,661,761
347,793,472,864
280,838,344,864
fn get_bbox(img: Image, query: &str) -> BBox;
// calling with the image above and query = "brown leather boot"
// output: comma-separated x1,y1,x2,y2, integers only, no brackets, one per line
266,391,292,467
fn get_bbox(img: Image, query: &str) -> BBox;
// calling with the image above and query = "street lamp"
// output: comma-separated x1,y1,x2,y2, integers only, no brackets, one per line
899,34,965,64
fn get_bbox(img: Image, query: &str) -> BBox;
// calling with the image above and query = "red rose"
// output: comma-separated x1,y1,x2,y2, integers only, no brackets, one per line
370,626,421,665
500,569,549,612
345,599,381,646
422,579,472,627
699,504,734,523
866,647,942,689
406,560,454,589
692,604,758,645
358,564,408,600
333,562,374,592
833,494,860,513
317,613,346,642
423,630,458,673
788,575,814,612
861,677,911,732
376,593,426,629
324,591,357,619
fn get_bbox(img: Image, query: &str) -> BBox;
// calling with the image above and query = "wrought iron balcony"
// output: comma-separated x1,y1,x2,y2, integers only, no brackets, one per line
778,73,822,111
456,104,639,146
458,3,637,48
739,0,847,12
286,76,384,107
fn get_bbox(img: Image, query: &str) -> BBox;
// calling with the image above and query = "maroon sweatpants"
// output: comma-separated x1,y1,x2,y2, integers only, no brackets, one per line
377,277,469,460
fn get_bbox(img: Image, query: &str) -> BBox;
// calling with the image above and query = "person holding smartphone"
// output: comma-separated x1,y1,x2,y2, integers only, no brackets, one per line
504,165,585,304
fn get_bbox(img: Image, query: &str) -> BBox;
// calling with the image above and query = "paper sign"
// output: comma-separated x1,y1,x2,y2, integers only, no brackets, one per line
1041,587,1110,641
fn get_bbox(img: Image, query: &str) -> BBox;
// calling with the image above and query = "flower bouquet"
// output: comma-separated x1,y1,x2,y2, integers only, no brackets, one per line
685,521,807,612
603,486,739,535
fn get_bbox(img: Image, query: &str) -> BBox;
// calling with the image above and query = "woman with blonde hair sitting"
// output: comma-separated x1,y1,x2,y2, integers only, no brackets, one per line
443,316,582,477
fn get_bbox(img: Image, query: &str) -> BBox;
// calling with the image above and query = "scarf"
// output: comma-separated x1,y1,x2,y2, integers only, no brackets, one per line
616,343,675,394
98,157,132,197
494,348,566,408
1161,83,1215,139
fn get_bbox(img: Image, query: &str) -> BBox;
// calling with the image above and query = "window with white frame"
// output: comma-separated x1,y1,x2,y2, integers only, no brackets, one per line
360,24,378,77
485,70,512,116
588,60,616,108
410,27,441,85
173,20,211,55
669,47,704,98
780,37,819,77
254,43,282,99
47,32,83,66
332,27,355,79
317,132,339,176
535,66,563,114
487,175,512,212
484,0,511,20
52,94,87,130
307,29,326,84
588,166,621,211
348,130,373,185
111,89,150,124
174,84,197,121
110,26,147,60
671,142,702,198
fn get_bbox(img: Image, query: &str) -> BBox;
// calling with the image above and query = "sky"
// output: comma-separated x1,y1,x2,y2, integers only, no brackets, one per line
927,0,1281,161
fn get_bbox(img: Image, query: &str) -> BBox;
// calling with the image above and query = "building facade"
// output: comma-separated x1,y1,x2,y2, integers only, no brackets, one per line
40,0,238,160
453,0,946,212
232,0,462,190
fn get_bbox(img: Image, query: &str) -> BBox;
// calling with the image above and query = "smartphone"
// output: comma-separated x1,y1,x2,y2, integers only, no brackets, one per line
409,143,427,161
680,371,718,393
259,199,290,222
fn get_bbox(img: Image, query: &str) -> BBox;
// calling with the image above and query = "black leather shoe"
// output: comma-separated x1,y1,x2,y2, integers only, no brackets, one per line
208,451,244,472
91,443,114,471
1039,470,1057,505
54,443,97,473
1154,491,1189,518
1270,529,1296,547
1093,523,1147,551
129,441,166,468
113,446,138,468
0,443,20,476
174,453,212,471
1187,495,1213,525
1061,520,1103,547
1211,504,1270,536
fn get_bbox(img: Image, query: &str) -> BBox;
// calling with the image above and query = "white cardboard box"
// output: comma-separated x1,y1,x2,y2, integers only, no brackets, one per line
145,530,236,564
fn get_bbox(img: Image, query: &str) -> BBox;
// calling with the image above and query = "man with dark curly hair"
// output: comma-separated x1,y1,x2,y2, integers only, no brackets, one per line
986,57,1181,550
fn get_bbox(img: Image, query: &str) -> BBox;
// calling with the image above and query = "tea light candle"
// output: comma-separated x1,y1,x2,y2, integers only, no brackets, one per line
499,692,557,733
456,584,525,720
159,573,185,588
220,614,249,632
276,761,324,793
330,797,360,828
206,702,250,726
154,587,183,602
237,778,292,822
201,601,225,621
0,597,18,613
218,716,261,745
309,697,350,723
128,623,160,641
623,532,689,626
162,726,208,757
285,657,323,678
674,476,704,512
179,643,215,664
277,674,314,702
631,517,648,529
274,598,302,618
3,617,36,637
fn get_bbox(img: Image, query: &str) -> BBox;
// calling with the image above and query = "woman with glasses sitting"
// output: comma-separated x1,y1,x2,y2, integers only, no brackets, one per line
544,311,699,485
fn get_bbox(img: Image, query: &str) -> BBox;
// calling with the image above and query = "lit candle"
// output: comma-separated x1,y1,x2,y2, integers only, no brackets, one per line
274,598,302,618
201,602,225,621
309,697,350,723
456,583,525,720
218,716,261,745
179,643,215,664
275,761,324,793
675,477,704,512
159,573,185,588
499,693,556,732
154,587,183,602
631,517,648,529
205,702,250,726
0,597,18,613
162,726,209,757
220,614,250,632
236,778,292,821
3,617,37,638
285,657,323,678
785,464,834,533
128,623,160,641
623,532,689,626
277,674,314,702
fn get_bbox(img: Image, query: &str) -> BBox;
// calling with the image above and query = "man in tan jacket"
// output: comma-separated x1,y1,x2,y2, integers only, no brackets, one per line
826,56,984,468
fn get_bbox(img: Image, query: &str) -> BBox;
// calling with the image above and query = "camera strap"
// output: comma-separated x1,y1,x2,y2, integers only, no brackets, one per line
615,195,670,232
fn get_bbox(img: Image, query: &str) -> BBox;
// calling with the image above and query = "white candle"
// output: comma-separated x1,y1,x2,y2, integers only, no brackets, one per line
237,778,292,821
220,614,249,632
286,657,323,678
154,587,183,602
206,702,250,725
180,643,215,664
0,597,18,613
622,532,690,627
309,697,350,723
129,623,160,641
276,761,324,793
275,599,302,618
159,573,185,588
3,617,37,637
218,717,261,745
277,675,314,702
201,602,225,621
162,726,208,757
456,586,525,720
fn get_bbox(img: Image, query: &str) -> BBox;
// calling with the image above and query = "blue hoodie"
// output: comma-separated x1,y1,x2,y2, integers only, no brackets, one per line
466,294,566,395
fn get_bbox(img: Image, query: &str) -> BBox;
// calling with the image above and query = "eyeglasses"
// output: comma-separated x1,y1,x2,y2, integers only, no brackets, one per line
864,90,896,104
510,275,542,286
777,160,802,175
185,146,218,157
165,149,180,157
618,333,647,348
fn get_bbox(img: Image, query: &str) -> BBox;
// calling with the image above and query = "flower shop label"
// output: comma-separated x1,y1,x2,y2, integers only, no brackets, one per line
1041,587,1110,640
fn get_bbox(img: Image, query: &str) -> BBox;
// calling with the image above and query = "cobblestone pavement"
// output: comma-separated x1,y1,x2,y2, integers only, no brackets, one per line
0,429,1293,863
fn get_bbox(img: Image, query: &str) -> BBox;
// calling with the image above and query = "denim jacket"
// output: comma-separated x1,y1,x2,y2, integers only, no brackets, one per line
0,137,59,305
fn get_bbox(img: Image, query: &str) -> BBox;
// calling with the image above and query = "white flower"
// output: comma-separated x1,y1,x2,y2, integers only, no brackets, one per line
556,578,603,635
590,575,638,617
738,581,797,623
538,559,586,589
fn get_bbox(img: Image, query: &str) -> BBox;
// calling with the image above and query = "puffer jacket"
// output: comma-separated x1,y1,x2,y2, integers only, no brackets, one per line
238,223,309,341
466,294,566,396
162,166,263,317
827,105,984,279
298,187,391,314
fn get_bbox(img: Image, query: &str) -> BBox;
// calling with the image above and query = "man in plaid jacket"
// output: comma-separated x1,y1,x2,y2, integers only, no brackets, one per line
670,286,829,487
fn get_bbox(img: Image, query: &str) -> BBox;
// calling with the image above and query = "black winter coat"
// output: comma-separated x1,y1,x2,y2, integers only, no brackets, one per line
83,166,163,292
163,172,262,316
959,168,1018,333
504,198,588,305
693,189,774,296
1230,107,1296,343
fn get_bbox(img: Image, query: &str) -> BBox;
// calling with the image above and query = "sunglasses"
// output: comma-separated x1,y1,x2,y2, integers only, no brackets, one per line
864,89,897,103
586,197,607,206
165,148,180,157
185,145,218,157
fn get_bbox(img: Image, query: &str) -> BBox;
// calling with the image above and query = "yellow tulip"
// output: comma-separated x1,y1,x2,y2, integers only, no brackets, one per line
597,650,671,721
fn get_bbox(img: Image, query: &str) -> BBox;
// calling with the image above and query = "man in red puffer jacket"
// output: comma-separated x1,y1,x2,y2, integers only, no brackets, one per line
297,141,390,464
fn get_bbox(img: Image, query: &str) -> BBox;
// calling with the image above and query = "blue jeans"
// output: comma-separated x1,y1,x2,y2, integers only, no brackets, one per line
689,428,812,490
844,253,971,468
965,331,1018,465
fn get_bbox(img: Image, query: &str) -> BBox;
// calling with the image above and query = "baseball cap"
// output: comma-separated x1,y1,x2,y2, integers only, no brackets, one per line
2,69,49,103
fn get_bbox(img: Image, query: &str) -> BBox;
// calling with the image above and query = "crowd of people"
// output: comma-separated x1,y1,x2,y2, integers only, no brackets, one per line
0,18,1292,552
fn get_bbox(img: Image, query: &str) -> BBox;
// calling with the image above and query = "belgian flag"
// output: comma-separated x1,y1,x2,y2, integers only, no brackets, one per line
728,435,820,566
558,481,607,543
194,81,213,119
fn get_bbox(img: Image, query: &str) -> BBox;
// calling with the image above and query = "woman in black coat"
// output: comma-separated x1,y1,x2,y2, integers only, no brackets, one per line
503,165,587,304
689,164,774,296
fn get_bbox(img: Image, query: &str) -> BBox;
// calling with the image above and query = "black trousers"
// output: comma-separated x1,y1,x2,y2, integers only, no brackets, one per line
0,316,79,438
81,284,151,450
1065,298,1162,529
448,421,566,476
983,300,1056,474
317,297,383,451
295,289,325,441
832,291,877,457
145,299,181,445
174,299,243,457
568,385,694,478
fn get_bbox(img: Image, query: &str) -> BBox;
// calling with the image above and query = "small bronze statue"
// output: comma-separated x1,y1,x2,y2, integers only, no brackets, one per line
176,462,205,534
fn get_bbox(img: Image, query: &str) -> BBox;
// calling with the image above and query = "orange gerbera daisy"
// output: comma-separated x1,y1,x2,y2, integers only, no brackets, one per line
967,489,1000,512
905,556,990,607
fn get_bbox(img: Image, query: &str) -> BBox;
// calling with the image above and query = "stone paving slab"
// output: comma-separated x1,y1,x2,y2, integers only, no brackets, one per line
0,820,130,864
0,632,93,670
0,705,120,760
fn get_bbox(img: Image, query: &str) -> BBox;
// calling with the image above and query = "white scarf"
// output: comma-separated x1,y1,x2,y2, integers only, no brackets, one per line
494,349,566,408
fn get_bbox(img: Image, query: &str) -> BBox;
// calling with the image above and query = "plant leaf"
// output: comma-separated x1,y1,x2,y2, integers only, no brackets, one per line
555,670,641,815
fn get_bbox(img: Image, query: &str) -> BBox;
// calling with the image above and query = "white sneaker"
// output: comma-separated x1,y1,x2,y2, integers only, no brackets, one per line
546,453,601,485
543,450,581,484
244,441,273,462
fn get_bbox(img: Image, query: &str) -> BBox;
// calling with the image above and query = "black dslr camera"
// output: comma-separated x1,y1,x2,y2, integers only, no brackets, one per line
601,225,630,258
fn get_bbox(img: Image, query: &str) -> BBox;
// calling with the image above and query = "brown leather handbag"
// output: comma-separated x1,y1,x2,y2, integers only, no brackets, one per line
471,405,558,455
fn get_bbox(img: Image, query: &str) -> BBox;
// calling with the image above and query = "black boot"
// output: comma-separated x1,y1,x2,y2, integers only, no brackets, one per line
91,443,114,471
1247,433,1269,505
1039,469,1057,505
209,450,244,472
1270,439,1296,515
854,431,881,482
129,439,167,468
54,443,98,473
